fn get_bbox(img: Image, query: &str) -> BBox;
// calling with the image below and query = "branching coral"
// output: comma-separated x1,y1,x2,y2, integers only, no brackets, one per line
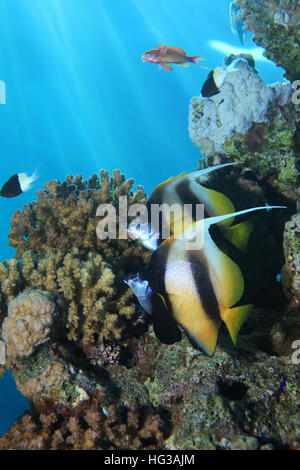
237,0,300,81
0,389,171,450
8,169,147,261
0,170,152,413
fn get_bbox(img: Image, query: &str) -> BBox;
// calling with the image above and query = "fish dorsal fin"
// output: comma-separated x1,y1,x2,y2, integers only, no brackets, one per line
204,206,287,229
169,46,186,55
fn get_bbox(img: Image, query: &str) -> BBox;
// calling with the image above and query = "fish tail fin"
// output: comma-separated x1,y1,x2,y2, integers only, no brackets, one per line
190,56,206,63
205,206,287,229
18,169,39,192
223,220,253,252
190,56,209,69
222,304,253,344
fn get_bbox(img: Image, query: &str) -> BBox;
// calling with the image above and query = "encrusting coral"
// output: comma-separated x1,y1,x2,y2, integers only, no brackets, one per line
237,0,300,82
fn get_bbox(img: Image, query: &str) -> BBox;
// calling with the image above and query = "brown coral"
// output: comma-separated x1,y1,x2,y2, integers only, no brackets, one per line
0,389,170,450
2,290,57,359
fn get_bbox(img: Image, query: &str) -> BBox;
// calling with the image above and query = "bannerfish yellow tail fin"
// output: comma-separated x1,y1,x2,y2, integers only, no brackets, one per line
221,304,253,344
223,220,253,252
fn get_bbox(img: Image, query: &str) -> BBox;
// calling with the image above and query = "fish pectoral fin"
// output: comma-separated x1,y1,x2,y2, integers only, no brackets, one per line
151,293,182,344
221,304,253,345
223,220,253,252
158,63,173,71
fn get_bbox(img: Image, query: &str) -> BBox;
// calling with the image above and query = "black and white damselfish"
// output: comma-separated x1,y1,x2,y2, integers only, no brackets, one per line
0,171,38,198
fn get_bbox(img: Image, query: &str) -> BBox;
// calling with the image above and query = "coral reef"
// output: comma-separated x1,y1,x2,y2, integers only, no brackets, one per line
0,168,299,450
0,170,152,406
237,0,300,82
0,389,170,450
189,56,300,200
282,212,300,309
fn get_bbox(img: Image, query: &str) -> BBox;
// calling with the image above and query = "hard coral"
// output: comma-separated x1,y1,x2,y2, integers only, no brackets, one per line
0,170,152,411
0,389,170,450
237,0,300,81
8,169,147,260
2,290,57,359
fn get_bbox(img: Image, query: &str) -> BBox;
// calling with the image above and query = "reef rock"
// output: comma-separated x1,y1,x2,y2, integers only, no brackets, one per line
282,212,300,309
189,57,292,157
189,56,299,200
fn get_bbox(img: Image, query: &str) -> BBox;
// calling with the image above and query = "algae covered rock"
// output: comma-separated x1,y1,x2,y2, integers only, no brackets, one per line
189,56,300,200
237,0,300,82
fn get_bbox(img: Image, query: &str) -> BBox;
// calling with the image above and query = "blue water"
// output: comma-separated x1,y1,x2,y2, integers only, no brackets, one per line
0,0,285,436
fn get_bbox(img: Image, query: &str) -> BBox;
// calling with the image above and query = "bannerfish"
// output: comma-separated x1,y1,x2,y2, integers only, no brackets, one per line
144,205,286,356
142,45,207,72
0,171,38,198
201,60,239,97
128,162,253,252
230,1,247,46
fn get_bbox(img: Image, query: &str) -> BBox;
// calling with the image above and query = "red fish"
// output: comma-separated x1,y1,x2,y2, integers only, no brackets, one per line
142,44,207,71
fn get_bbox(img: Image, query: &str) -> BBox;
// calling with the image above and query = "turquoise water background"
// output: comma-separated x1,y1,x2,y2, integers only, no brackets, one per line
0,0,284,436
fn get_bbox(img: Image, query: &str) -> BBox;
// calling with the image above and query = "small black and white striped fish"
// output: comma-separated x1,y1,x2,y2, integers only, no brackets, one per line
129,205,286,356
0,171,38,198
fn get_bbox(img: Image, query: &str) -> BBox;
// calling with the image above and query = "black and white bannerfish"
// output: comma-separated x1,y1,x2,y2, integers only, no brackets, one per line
201,60,240,98
128,162,252,252
230,1,247,46
126,205,286,356
0,171,38,198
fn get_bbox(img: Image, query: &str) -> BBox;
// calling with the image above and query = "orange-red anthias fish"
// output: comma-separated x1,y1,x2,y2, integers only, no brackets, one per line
142,44,207,71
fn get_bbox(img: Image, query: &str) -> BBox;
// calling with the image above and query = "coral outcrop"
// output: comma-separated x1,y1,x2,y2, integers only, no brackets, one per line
237,0,300,82
0,170,152,406
189,56,300,200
